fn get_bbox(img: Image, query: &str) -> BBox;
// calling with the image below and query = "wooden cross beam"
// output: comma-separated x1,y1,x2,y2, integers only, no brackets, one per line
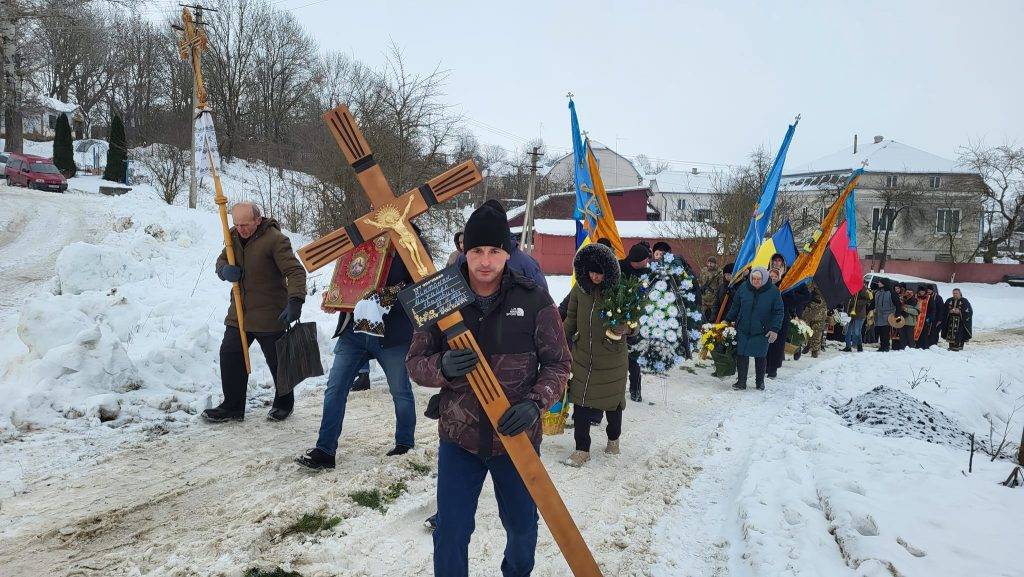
298,105,603,577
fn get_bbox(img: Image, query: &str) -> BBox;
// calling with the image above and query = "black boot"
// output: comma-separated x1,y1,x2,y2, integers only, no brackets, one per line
296,448,336,470
857,344,863,352
202,405,244,423
386,444,412,457
793,348,802,360
842,346,852,352
734,357,749,390
350,372,371,391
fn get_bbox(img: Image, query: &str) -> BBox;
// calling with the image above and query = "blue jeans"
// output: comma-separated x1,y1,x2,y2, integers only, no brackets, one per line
434,441,538,577
845,318,865,347
315,325,416,454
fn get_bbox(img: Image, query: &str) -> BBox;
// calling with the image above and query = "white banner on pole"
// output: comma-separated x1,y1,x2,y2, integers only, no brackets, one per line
194,110,220,176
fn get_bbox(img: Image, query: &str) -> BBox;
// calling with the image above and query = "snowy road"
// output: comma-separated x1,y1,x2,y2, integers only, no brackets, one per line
0,356,734,577
3,328,1021,577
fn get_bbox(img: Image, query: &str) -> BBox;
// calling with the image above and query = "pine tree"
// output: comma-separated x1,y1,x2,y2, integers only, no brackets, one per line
53,113,77,178
103,114,127,183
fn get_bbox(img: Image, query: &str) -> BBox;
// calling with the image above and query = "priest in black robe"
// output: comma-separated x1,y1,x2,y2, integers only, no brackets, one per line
941,288,973,351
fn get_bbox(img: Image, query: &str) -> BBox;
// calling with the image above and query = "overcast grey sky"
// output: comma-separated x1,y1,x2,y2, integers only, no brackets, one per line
285,0,1020,169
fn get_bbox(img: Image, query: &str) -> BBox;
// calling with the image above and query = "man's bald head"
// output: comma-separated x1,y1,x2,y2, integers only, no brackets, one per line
231,202,262,239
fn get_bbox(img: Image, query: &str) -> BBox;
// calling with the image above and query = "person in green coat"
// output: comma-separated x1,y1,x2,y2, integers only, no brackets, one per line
724,267,784,391
562,242,628,467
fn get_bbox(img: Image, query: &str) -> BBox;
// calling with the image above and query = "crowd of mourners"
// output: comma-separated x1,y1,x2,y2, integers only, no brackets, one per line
198,199,975,577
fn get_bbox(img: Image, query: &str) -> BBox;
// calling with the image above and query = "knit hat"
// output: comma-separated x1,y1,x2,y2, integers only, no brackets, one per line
627,242,652,263
463,200,512,253
652,241,672,254
597,237,613,248
723,262,735,274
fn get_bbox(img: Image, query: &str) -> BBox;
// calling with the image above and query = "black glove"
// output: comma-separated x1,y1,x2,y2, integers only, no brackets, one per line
218,264,243,283
440,348,479,380
497,400,541,436
278,297,303,324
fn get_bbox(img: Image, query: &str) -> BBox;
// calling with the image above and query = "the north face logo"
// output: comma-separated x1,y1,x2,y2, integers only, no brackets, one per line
506,307,525,317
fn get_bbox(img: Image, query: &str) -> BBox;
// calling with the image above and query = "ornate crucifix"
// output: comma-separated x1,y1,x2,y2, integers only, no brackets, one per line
299,105,602,577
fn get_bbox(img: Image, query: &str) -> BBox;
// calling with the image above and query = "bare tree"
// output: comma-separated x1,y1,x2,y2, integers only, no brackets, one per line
136,143,190,205
635,153,670,175
958,142,1024,263
866,173,929,270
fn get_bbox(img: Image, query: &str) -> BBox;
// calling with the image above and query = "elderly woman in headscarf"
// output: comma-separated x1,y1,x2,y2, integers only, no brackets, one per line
724,266,784,391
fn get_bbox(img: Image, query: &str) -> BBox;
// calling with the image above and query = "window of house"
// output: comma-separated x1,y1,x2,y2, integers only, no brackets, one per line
883,175,898,188
676,198,686,211
872,207,896,232
692,208,713,222
48,115,57,130
936,208,961,234
929,176,941,189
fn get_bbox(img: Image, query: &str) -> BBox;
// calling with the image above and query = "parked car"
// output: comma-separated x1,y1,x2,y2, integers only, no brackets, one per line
4,153,67,192
0,152,8,179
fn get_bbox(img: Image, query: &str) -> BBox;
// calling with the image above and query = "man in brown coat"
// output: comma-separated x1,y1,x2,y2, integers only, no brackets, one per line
203,202,307,423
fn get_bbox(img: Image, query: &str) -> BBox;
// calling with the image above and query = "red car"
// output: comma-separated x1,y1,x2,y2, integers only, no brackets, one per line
4,153,68,192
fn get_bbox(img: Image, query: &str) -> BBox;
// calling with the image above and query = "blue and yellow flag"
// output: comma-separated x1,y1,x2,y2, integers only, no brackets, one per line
751,221,798,269
732,118,799,279
569,99,601,246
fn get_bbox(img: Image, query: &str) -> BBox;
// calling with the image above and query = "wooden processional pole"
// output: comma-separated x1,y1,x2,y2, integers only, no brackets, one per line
176,6,251,373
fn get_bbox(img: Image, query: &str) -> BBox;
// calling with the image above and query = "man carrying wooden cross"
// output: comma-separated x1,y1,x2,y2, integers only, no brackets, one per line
407,200,571,577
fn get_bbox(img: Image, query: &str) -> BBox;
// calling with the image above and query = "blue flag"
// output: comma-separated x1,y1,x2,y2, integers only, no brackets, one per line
732,119,799,277
569,99,601,239
772,221,798,266
844,169,863,248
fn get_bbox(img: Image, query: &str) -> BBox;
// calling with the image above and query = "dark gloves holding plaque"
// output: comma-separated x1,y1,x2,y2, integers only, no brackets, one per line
440,348,479,380
497,400,541,436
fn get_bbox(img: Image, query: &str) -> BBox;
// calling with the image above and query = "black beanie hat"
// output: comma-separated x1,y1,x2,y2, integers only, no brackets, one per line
597,237,613,248
463,199,512,253
627,242,651,263
652,241,671,253
723,262,735,274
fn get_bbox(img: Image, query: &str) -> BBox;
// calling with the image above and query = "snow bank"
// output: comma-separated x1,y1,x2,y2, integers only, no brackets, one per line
0,194,335,435
658,344,1024,577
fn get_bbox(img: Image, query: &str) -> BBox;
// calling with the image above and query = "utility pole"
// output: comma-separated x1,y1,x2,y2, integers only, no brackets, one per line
521,145,542,255
175,3,213,209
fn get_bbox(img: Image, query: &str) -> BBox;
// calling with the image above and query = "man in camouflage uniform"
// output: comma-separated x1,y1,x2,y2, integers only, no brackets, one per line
699,256,722,321
803,283,829,358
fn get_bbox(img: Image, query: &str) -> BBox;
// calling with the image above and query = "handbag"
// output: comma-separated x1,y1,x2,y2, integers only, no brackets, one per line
274,322,325,397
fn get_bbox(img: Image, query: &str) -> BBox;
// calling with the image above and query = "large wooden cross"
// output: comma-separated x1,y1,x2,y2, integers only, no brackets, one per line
298,105,602,577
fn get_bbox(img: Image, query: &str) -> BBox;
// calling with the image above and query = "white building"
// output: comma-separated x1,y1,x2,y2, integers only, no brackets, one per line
781,136,987,262
543,141,643,191
648,168,723,223
22,95,85,139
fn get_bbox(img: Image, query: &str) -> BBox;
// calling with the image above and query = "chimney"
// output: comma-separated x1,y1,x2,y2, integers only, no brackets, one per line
691,167,698,175
853,134,858,154
873,135,884,144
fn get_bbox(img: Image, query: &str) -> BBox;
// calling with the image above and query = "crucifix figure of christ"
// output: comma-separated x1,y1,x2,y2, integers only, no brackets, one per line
298,105,603,577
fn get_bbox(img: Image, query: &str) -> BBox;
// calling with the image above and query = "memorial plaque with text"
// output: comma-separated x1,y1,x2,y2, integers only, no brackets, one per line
398,266,475,329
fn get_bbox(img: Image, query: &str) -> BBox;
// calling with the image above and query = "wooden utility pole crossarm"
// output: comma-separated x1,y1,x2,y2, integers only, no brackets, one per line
299,105,603,577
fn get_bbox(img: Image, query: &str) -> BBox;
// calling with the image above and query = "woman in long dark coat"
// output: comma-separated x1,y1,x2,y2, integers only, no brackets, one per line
725,267,784,391
563,243,629,467
941,288,973,350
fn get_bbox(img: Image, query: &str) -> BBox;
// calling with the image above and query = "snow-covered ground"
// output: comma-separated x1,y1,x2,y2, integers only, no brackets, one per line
1,179,1022,576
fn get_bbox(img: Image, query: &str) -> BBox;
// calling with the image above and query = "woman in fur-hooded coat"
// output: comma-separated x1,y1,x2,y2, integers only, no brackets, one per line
563,243,628,411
